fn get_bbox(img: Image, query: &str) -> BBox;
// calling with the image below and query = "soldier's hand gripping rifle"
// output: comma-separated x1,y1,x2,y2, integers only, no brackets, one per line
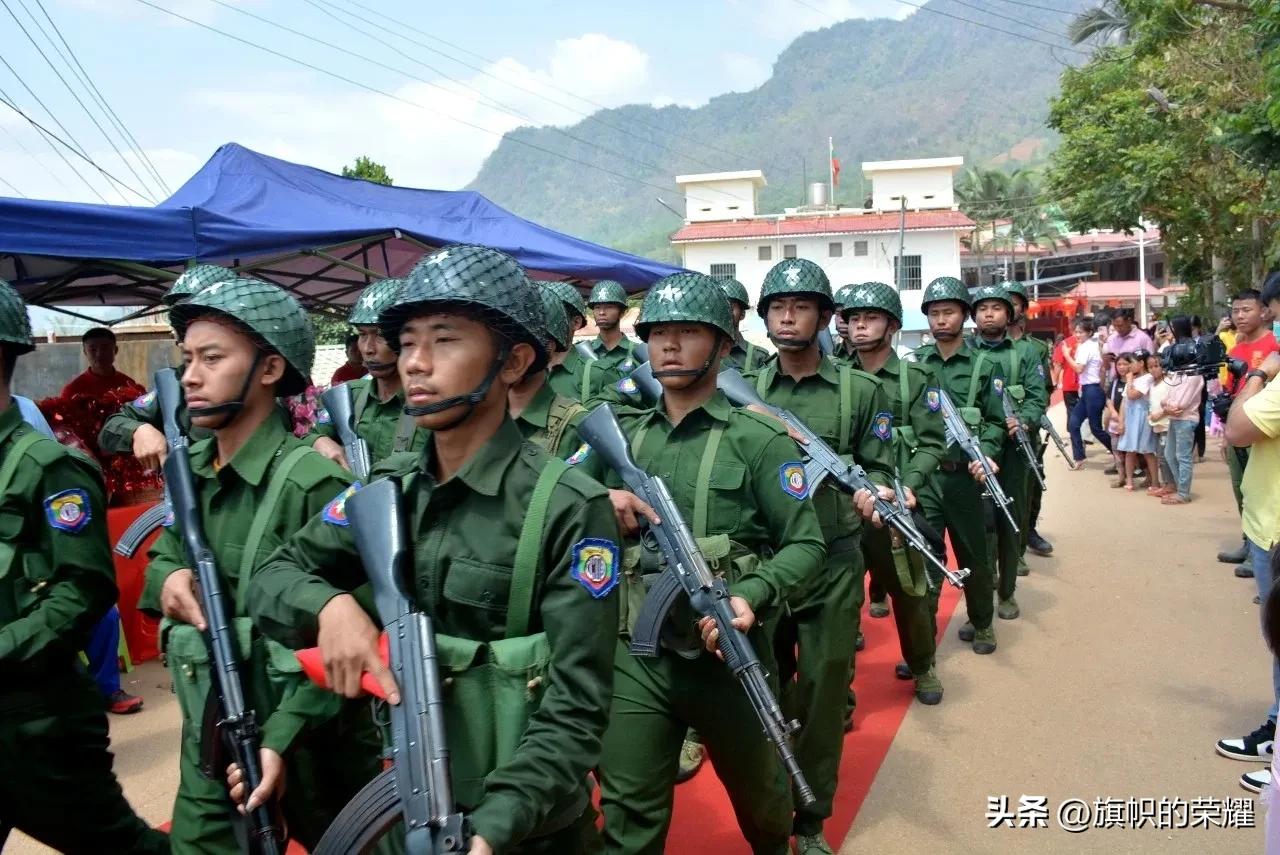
312,477,467,854
936,389,1019,534
1039,414,1078,471
716,369,969,589
320,382,372,481
999,390,1047,490
577,404,815,807
155,368,283,855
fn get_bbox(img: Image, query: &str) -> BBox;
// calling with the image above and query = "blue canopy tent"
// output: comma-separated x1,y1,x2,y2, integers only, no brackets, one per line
0,143,681,319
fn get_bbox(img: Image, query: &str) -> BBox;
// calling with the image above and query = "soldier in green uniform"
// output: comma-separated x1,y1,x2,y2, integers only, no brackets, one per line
510,288,589,457
743,259,893,854
544,281,594,401
915,277,1008,653
98,263,335,469
249,245,620,855
841,281,946,704
141,278,382,851
828,285,857,363
0,280,168,853
99,263,234,466
310,276,428,464
1004,281,1055,561
585,279,639,373
719,277,767,371
572,271,827,855
970,284,1048,623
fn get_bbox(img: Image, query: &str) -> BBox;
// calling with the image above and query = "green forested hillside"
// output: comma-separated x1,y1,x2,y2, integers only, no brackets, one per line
467,0,1087,261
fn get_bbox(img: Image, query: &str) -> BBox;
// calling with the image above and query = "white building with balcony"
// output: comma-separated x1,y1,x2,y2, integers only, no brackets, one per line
670,158,974,344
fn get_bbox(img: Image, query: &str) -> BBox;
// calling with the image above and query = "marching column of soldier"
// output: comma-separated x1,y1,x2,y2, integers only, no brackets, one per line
0,249,1059,855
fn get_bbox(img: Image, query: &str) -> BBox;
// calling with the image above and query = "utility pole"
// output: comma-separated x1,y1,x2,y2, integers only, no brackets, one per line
896,194,907,291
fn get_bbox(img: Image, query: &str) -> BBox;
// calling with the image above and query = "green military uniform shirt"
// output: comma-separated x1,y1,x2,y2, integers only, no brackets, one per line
576,390,827,612
745,357,895,544
0,405,114,667
546,357,584,402
249,419,620,851
140,415,352,754
722,336,767,372
973,335,1049,428
914,341,1007,463
587,336,638,376
311,377,428,463
515,380,588,459
849,351,947,493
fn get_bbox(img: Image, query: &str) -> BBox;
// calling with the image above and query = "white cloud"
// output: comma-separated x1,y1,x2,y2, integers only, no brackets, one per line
733,0,913,42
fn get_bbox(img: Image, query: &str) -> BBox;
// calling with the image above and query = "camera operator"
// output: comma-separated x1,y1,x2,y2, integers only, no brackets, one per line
1217,290,1279,576
1216,274,1280,793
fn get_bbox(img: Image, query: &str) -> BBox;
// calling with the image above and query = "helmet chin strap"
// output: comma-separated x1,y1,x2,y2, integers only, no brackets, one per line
767,330,815,350
186,352,263,431
651,333,723,383
402,346,509,432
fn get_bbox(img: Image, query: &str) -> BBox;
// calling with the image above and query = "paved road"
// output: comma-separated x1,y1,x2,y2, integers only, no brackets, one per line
842,406,1269,853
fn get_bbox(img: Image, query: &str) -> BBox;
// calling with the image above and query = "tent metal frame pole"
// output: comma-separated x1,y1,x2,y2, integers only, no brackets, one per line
26,263,96,304
36,303,125,327
253,270,367,289
232,233,398,276
303,250,383,280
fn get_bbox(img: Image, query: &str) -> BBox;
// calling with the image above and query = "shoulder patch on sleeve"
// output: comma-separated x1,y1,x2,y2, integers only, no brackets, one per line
570,537,620,598
566,443,591,465
45,488,91,533
871,411,893,441
322,482,361,526
133,389,155,408
993,377,1005,396
616,376,638,395
1036,363,1045,379
620,358,636,373
926,388,941,412
779,461,810,500
315,406,332,425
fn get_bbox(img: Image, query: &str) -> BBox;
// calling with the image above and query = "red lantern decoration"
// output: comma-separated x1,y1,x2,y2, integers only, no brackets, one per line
1062,296,1078,312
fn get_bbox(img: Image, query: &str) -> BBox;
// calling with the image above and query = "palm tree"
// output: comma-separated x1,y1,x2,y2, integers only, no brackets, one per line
956,167,1011,283
1068,1,1133,46
1003,210,1068,284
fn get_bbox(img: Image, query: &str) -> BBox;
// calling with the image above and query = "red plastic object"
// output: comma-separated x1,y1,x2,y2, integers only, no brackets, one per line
294,632,390,699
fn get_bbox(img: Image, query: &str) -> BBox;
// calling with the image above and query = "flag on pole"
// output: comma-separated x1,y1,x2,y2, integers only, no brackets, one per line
829,138,841,187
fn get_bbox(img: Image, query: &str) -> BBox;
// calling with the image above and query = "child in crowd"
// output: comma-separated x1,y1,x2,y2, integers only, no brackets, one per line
1147,354,1176,497
1117,348,1161,493
1156,358,1204,505
1105,353,1132,481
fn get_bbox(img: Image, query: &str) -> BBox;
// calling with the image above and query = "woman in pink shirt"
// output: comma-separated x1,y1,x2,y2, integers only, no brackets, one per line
1156,359,1205,504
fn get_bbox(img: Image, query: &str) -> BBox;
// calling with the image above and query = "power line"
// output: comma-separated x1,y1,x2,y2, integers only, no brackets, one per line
201,0,747,204
985,0,1079,14
0,93,153,203
0,0,159,201
0,120,73,195
24,0,170,194
129,0,741,208
0,174,26,197
343,0,782,172
791,0,1091,57
936,0,1075,39
0,83,110,202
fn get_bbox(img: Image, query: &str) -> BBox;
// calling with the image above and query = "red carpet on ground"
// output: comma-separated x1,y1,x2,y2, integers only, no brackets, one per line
665,574,963,854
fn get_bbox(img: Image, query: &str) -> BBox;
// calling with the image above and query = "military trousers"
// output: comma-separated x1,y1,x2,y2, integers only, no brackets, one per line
1023,436,1047,552
993,442,1031,602
170,693,383,853
856,527,936,677
598,638,792,855
0,668,169,854
936,466,997,630
776,539,860,838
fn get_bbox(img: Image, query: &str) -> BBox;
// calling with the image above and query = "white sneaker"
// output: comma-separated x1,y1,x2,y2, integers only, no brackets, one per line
1241,768,1270,793
1216,720,1276,761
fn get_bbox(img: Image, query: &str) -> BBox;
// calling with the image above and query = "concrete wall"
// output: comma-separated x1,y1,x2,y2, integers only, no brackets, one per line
13,338,179,401
867,166,958,211
684,178,759,221
679,229,963,335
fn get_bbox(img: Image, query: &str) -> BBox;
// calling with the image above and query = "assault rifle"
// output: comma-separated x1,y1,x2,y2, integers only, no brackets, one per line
936,389,1018,533
999,391,1047,490
320,382,372,481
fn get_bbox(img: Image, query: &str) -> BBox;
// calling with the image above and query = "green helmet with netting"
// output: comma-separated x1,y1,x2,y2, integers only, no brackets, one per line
635,272,734,340
538,287,571,352
164,264,233,306
381,244,547,375
833,284,855,310
0,279,34,355
348,277,404,325
545,280,589,323
920,276,970,311
719,277,751,310
840,281,902,324
756,258,834,316
969,284,1015,319
1001,280,1030,313
587,279,628,307
169,277,315,397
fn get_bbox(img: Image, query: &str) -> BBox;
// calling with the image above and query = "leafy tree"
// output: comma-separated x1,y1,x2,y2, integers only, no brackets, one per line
310,312,350,347
1068,1,1134,46
342,156,394,186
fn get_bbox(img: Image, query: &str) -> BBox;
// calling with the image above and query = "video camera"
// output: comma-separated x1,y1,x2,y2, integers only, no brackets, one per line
1160,334,1246,380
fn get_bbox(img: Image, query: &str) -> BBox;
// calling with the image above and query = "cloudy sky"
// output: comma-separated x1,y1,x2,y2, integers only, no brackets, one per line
0,0,912,204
